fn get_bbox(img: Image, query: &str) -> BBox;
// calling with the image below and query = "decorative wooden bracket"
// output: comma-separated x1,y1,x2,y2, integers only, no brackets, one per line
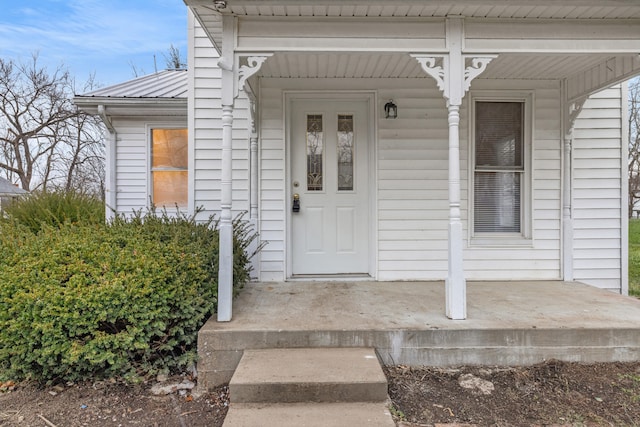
568,96,588,131
412,54,497,103
235,54,273,98
463,57,496,93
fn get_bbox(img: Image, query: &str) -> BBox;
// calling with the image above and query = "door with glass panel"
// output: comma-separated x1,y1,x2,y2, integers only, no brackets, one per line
290,99,370,275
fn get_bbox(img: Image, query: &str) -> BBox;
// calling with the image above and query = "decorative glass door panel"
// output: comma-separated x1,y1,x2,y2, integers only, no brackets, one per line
290,99,370,276
337,114,354,191
306,114,324,191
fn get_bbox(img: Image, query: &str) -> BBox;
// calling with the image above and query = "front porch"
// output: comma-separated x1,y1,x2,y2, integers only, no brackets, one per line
197,280,640,391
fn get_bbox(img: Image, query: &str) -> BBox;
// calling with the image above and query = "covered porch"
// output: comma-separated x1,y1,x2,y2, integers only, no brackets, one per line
185,0,640,324
197,280,640,391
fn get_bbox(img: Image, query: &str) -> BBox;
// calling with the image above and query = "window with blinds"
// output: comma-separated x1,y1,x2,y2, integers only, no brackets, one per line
473,101,524,234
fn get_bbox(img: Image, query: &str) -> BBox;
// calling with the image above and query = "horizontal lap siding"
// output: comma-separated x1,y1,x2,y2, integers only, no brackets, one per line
113,119,147,214
464,81,562,281
192,21,250,222
378,83,451,280
258,78,563,281
572,86,623,292
259,87,286,280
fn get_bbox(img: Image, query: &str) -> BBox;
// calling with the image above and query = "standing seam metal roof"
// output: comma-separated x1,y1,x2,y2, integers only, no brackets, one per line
78,69,188,99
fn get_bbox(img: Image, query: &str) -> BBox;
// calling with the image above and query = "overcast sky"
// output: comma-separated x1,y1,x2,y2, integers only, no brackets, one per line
0,0,188,90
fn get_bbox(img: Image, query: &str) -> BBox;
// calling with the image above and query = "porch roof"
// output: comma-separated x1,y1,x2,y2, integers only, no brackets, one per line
187,1,640,101
188,0,640,20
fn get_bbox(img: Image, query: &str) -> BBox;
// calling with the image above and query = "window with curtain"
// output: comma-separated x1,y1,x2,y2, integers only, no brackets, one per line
474,101,524,234
151,128,188,208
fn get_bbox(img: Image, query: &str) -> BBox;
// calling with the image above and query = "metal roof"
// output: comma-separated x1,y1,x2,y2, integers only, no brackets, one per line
78,69,188,99
0,177,27,195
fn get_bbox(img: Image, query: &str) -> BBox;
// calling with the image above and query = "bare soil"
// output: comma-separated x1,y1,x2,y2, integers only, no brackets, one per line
1,361,639,426
387,360,640,426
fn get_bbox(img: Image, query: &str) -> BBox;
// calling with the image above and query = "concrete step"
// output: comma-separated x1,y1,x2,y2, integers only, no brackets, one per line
228,347,388,403
222,402,396,427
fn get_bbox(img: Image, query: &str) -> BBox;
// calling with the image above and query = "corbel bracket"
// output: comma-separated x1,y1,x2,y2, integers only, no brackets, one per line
463,57,497,93
412,54,497,102
569,96,588,130
235,54,273,98
412,55,448,96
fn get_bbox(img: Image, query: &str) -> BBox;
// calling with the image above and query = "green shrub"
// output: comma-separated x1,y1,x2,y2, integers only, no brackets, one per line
1,190,104,233
0,209,258,383
629,219,640,297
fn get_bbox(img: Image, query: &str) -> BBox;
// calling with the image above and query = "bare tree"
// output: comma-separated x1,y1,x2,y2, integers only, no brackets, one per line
0,55,105,194
629,77,640,217
163,44,186,70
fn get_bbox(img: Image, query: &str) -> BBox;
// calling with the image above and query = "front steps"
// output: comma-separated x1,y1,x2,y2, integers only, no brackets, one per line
222,348,395,426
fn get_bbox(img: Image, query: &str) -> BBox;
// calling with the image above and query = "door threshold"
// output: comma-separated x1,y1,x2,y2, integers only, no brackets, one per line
288,274,372,282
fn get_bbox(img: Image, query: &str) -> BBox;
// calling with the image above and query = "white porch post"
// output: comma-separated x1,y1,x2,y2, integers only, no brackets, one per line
218,103,234,322
217,14,272,321
248,97,260,277
217,15,236,322
561,80,587,283
413,17,496,320
445,102,466,319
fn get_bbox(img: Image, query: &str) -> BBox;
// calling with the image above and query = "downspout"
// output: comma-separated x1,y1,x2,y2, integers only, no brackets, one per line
98,105,117,221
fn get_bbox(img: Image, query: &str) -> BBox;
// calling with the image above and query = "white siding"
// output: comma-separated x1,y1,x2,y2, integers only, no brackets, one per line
112,118,147,214
257,78,564,281
190,17,251,221
572,85,624,292
186,24,622,286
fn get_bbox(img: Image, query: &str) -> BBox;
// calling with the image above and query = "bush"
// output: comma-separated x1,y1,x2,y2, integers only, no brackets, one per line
1,190,104,233
0,208,258,383
629,219,640,297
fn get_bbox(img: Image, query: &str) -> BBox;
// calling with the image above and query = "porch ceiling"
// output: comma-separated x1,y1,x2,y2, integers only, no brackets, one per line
256,52,632,82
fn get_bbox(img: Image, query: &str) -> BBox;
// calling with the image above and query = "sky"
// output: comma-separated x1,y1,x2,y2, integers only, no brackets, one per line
0,0,188,90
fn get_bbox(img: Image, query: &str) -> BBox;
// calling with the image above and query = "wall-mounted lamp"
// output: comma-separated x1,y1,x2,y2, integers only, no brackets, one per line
213,0,227,11
384,100,398,119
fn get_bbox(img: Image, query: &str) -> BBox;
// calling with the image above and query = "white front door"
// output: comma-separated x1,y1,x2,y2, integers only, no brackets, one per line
290,98,371,276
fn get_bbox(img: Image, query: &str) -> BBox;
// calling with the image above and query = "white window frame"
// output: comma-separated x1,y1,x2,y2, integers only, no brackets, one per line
147,124,188,211
469,91,533,246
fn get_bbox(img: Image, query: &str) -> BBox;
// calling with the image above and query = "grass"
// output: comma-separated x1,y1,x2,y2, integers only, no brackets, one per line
629,219,640,297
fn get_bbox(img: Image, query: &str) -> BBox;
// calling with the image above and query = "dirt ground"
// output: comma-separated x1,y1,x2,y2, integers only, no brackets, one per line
1,361,640,426
387,360,640,427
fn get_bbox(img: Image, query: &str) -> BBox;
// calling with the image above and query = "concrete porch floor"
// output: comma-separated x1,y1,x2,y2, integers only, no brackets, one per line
197,281,640,391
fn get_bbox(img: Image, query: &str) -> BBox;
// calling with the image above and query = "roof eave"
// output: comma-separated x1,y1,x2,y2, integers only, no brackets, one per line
74,96,188,116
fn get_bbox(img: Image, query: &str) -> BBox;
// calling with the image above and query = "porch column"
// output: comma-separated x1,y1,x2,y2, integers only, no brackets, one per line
413,16,496,320
218,103,234,322
217,14,236,322
217,24,272,321
561,80,587,283
248,97,260,277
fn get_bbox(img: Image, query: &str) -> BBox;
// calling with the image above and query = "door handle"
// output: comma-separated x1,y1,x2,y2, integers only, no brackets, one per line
292,193,300,213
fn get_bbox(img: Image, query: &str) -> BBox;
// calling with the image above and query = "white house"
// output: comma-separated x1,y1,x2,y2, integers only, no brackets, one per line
75,0,640,322
0,176,28,211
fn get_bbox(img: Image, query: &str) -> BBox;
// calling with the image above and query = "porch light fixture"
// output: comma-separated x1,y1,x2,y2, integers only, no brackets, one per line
213,0,227,11
384,100,397,119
